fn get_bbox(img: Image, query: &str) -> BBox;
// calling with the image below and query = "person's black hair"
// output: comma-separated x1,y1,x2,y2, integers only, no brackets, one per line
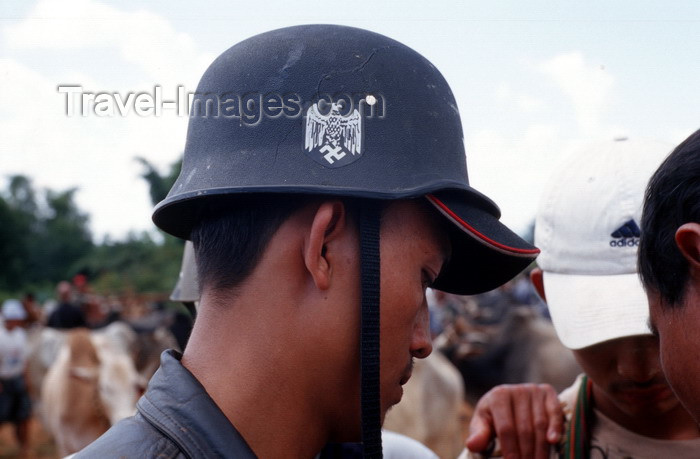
190,195,373,295
190,195,313,294
639,129,700,307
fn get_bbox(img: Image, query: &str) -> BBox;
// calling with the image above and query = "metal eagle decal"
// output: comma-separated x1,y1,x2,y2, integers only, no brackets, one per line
304,102,363,167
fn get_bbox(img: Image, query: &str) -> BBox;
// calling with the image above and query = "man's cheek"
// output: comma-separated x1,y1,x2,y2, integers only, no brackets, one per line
658,334,680,392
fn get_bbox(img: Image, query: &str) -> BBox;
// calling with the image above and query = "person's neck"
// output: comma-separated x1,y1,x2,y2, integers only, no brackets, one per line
181,295,330,459
592,384,700,440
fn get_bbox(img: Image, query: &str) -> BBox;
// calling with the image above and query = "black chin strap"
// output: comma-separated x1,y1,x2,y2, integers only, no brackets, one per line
359,202,382,458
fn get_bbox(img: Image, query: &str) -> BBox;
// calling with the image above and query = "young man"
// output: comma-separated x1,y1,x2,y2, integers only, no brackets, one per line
464,139,700,458
639,128,700,423
169,241,443,458
47,281,86,329
78,25,538,458
0,299,31,457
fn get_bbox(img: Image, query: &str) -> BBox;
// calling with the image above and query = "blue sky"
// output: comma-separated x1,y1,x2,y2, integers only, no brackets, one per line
1,0,699,239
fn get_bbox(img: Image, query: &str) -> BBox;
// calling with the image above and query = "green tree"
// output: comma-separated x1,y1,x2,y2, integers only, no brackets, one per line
0,176,93,294
0,195,31,290
8,175,38,217
80,232,181,294
29,188,93,282
1,160,187,297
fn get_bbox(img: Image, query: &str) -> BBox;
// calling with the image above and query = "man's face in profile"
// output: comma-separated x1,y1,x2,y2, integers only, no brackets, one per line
647,287,700,423
376,200,449,416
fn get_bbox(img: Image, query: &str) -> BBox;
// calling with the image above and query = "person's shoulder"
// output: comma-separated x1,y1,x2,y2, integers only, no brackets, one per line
558,373,585,415
74,412,185,458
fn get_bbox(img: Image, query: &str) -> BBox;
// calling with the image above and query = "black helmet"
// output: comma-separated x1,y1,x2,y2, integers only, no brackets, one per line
153,24,538,294
153,25,538,457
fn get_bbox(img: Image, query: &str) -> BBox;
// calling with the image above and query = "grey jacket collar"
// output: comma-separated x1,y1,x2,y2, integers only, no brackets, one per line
138,350,257,459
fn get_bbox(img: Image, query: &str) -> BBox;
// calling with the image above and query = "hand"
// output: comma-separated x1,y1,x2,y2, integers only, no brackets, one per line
466,383,563,459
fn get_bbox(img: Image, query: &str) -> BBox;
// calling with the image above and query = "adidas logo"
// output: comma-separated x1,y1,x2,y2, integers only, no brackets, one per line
609,219,641,247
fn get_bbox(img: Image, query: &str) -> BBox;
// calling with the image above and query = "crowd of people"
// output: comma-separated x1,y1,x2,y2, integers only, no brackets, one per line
0,276,193,457
0,298,32,457
0,281,86,457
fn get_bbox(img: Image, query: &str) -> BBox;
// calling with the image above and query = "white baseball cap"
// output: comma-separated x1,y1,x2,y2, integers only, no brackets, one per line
1,299,27,321
535,138,671,349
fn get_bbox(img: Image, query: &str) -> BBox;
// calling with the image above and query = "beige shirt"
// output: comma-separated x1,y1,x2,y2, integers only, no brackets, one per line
462,374,700,459
587,405,700,458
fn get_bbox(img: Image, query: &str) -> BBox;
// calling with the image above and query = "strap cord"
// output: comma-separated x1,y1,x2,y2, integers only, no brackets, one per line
359,201,382,458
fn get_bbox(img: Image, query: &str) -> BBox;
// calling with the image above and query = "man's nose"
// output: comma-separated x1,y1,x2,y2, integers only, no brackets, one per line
410,306,433,359
617,338,661,382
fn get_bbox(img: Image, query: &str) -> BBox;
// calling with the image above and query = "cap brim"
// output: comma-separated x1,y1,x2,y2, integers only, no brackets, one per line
544,271,651,349
426,190,539,295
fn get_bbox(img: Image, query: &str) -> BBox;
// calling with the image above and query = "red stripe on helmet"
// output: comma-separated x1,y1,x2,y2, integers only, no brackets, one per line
427,194,540,256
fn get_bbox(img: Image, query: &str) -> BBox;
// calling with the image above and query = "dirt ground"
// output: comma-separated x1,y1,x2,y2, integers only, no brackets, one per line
0,418,57,459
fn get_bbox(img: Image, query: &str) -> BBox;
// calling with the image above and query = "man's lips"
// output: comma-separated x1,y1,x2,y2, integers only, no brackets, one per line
618,382,673,403
399,360,414,386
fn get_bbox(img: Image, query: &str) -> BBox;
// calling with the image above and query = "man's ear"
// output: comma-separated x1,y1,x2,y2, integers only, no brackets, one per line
304,201,348,291
675,223,700,272
529,267,546,302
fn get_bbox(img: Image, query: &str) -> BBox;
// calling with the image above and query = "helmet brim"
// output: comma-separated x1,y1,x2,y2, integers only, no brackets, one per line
426,190,539,295
156,186,539,297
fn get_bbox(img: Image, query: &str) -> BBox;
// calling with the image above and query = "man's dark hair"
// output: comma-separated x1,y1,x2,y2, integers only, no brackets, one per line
639,129,700,307
191,195,312,294
191,195,370,295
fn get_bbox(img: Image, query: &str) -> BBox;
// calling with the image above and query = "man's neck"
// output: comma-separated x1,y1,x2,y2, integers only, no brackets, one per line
591,384,700,440
181,301,331,459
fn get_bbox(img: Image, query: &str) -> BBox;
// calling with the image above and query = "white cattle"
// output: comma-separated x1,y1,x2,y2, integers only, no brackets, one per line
41,328,143,456
383,351,466,459
26,326,65,405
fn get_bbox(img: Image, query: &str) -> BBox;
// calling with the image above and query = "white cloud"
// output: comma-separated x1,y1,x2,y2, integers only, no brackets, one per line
538,52,614,137
668,127,698,146
494,82,543,114
0,58,160,239
466,124,570,235
495,82,511,100
0,0,214,239
515,93,544,113
4,0,214,88
465,53,622,235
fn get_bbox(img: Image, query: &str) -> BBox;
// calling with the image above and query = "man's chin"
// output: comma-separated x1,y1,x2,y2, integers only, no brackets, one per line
328,417,362,444
328,392,401,442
